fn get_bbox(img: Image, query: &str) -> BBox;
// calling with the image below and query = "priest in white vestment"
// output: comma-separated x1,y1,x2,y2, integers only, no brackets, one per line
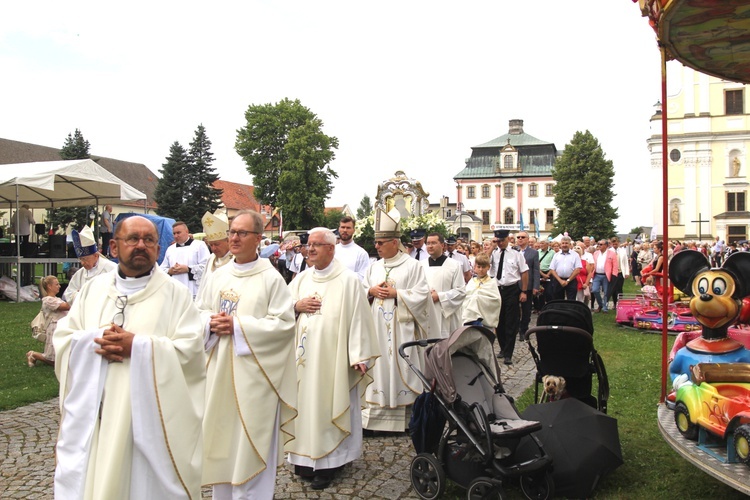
63,226,117,304
422,232,466,338
197,210,297,500
160,220,210,299
53,216,206,499
334,216,370,281
286,227,380,489
362,208,432,432
194,210,232,304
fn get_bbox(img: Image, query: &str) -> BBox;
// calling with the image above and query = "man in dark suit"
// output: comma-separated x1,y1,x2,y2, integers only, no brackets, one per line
516,231,540,341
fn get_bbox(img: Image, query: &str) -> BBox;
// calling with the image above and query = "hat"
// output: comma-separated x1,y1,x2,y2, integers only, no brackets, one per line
72,226,97,257
294,233,310,248
410,229,425,241
374,208,402,239
446,235,458,244
201,210,229,242
332,228,340,238
494,229,510,239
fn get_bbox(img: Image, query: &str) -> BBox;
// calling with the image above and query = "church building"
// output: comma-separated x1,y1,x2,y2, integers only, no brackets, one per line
648,63,750,244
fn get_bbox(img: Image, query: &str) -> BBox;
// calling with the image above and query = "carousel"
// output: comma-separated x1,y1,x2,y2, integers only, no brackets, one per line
636,0,750,494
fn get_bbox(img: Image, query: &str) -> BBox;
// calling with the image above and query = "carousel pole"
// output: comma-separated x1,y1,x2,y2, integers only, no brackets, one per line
660,43,669,403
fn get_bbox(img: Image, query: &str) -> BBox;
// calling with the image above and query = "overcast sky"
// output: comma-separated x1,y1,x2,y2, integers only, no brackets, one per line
1,1,666,232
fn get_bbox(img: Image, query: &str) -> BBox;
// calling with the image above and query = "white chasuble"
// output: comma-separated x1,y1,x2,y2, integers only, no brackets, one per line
197,257,297,489
422,258,466,338
285,261,380,466
362,252,432,431
54,268,206,499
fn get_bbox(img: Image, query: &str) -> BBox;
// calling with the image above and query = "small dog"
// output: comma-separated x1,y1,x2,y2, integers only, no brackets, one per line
541,375,567,403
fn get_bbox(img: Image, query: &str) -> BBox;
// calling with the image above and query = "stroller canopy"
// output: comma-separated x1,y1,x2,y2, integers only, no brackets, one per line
424,326,500,404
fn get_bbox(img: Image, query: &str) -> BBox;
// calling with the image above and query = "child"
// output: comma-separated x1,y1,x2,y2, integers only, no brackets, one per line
461,253,502,328
641,276,658,300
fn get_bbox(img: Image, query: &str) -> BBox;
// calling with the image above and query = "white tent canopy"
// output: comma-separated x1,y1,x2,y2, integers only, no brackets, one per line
0,159,146,208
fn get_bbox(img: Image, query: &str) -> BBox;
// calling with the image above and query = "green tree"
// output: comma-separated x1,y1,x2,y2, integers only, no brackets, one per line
356,194,373,220
629,226,644,236
185,124,222,231
60,128,90,160
552,130,618,240
323,209,345,229
154,142,190,222
235,98,339,229
48,129,93,231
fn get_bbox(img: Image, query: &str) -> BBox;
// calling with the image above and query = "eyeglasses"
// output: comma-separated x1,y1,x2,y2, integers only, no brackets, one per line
308,242,332,249
517,236,527,239
116,235,158,248
112,295,127,327
227,230,260,238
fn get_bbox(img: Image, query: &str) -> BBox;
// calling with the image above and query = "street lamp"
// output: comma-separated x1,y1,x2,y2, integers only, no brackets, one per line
440,195,448,219
456,202,465,240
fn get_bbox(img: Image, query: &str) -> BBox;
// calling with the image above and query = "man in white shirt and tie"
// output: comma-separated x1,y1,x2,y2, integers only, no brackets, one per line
490,229,528,365
445,235,472,283
409,229,428,261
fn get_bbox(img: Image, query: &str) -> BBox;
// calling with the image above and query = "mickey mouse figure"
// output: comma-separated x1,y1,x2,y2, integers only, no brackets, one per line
668,250,750,382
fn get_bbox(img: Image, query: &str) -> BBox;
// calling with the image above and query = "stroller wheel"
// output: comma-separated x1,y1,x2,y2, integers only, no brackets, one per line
519,470,554,500
466,476,503,499
410,452,446,500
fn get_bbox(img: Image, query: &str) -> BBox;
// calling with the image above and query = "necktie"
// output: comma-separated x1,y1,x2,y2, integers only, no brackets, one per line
449,251,454,258
498,250,505,281
415,248,421,259
300,259,307,271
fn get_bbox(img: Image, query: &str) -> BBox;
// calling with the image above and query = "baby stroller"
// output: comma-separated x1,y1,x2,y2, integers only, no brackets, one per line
524,300,609,413
399,326,554,500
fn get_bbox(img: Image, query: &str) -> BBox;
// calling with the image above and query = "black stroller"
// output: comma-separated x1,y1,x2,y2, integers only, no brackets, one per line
524,300,609,413
399,325,554,500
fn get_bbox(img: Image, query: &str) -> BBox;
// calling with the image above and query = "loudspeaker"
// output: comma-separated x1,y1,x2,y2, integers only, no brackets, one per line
49,235,67,258
35,223,46,235
21,242,38,257
0,242,14,256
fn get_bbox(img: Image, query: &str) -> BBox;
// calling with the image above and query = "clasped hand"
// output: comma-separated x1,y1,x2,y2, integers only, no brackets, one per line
95,324,135,363
210,311,234,336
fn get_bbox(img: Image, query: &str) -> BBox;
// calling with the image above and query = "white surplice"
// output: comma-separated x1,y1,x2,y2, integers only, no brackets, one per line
422,257,466,338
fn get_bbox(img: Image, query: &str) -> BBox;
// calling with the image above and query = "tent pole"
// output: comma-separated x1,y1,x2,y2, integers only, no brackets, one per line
14,184,20,303
660,44,670,403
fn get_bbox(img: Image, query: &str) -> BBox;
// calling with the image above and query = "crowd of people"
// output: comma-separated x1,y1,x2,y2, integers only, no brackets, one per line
32,204,746,498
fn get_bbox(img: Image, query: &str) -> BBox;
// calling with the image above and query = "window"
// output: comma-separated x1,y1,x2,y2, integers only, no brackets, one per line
545,184,553,197
728,225,747,244
504,208,514,225
726,89,744,115
670,149,681,163
546,209,554,225
446,209,452,218
529,210,536,226
468,210,476,216
503,183,514,198
728,192,746,212
467,186,475,199
482,210,490,225
504,156,514,169
481,184,490,198
529,183,538,197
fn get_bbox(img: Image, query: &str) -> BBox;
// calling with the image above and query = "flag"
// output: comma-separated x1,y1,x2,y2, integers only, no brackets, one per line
519,213,525,231
277,209,283,238
534,210,540,239
650,223,657,241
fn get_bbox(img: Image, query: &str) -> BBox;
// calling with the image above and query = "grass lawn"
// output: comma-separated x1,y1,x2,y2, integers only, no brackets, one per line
0,300,59,411
0,279,748,497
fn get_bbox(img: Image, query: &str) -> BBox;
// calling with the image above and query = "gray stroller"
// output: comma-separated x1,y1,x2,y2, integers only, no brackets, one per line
399,325,554,500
